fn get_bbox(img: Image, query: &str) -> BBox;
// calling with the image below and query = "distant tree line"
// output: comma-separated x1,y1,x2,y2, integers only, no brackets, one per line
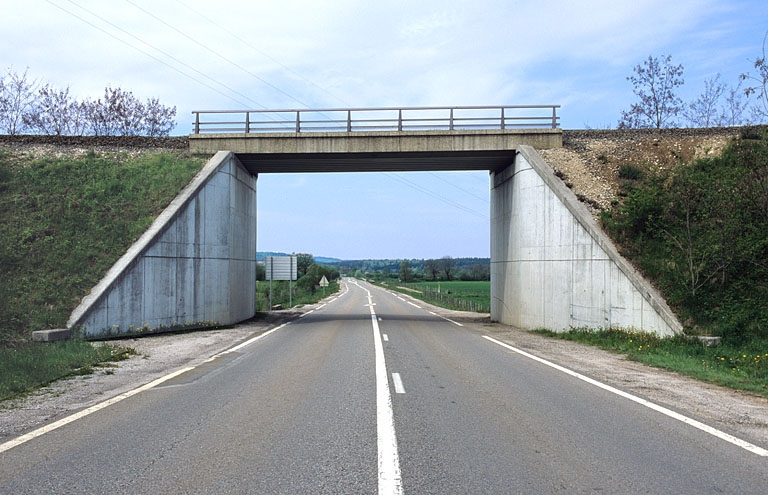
0,67,176,136
335,256,490,282
619,31,768,129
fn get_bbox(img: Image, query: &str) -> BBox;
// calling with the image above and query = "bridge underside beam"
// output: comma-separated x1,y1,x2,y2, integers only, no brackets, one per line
234,150,516,173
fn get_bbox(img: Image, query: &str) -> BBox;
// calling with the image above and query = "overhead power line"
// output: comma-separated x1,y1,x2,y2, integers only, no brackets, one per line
385,173,488,220
46,0,258,108
172,0,350,107
125,0,314,109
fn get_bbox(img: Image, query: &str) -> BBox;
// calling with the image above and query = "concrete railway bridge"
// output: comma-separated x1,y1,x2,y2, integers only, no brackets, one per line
67,106,682,338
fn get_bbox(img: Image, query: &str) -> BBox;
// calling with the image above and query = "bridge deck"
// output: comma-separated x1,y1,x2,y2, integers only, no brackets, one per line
189,129,562,173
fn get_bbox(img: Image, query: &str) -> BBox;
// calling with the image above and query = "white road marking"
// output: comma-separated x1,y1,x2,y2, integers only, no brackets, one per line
383,334,389,342
407,301,421,309
392,373,405,394
364,286,403,495
482,335,768,458
428,311,463,327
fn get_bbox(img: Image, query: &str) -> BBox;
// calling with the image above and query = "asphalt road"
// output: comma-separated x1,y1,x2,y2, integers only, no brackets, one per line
1,278,767,494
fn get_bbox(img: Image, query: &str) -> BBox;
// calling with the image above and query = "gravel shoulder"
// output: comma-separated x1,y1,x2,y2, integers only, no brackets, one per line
3,294,767,454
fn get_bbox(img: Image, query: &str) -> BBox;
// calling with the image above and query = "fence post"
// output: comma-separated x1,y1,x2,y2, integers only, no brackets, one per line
245,112,250,134
398,109,403,131
347,110,352,132
449,108,454,130
194,112,200,134
296,111,301,133
552,106,557,129
501,107,505,130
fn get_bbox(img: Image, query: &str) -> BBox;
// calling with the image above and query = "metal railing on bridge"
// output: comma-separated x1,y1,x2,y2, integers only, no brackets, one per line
191,105,560,134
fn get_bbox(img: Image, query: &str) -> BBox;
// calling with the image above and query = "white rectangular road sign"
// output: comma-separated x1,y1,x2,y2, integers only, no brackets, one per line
266,256,297,281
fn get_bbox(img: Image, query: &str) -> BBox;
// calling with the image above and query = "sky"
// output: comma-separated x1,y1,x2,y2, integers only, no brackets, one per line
2,1,767,260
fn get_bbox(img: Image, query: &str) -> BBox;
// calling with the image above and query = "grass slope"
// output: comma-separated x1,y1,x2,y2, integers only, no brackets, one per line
0,148,205,341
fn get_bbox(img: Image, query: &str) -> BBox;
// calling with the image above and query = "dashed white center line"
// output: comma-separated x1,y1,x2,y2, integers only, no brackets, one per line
392,373,405,394
383,334,389,342
358,283,403,494
407,301,421,309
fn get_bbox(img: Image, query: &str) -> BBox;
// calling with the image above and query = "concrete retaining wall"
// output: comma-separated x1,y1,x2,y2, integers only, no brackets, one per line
490,145,682,335
67,151,257,338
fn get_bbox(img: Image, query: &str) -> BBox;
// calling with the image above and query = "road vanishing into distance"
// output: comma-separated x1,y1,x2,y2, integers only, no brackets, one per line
1,279,767,494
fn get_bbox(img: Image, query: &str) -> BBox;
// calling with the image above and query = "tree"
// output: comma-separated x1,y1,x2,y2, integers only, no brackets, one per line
741,30,768,122
437,256,456,281
296,253,314,278
142,97,177,137
683,74,725,128
619,55,684,129
0,67,37,135
399,260,413,282
424,259,440,281
719,82,751,126
24,84,76,135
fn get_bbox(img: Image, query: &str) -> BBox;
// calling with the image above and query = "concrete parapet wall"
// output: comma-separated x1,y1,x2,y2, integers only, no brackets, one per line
67,152,257,338
190,129,562,156
490,146,682,335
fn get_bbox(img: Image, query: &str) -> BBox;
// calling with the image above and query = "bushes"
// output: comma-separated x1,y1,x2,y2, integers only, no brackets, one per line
603,126,768,338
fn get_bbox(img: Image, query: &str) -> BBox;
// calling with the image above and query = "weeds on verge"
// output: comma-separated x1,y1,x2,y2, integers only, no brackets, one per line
534,328,768,397
0,339,135,401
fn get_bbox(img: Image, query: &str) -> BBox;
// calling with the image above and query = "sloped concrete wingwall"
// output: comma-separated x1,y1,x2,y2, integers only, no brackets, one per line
490,145,682,335
67,151,257,338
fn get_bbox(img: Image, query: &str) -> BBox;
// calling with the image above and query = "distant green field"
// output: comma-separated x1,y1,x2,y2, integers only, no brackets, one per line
390,280,490,313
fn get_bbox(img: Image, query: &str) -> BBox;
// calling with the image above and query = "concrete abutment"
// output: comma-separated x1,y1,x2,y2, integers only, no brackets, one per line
67,151,258,338
490,146,682,335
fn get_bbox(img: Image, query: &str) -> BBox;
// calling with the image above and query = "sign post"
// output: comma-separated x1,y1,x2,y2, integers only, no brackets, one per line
319,275,329,296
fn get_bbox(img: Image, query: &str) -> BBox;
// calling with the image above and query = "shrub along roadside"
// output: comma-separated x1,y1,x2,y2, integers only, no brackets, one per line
601,126,768,340
535,328,768,397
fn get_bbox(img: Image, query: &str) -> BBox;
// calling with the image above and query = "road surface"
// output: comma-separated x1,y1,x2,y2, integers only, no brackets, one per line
1,278,766,494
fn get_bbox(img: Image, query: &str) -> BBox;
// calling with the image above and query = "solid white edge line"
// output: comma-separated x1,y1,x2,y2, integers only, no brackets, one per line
482,335,768,457
0,365,194,455
428,311,463,327
392,373,405,394
366,289,403,495
0,321,293,455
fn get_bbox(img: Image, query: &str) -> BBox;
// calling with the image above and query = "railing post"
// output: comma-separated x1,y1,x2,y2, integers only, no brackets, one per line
194,112,200,134
501,107,505,130
245,112,250,134
296,111,301,133
449,108,454,131
398,109,402,131
552,106,557,129
347,110,352,132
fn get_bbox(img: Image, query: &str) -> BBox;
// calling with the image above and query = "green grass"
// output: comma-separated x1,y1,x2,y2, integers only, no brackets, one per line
0,148,205,341
534,328,768,397
0,339,135,401
382,280,490,312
